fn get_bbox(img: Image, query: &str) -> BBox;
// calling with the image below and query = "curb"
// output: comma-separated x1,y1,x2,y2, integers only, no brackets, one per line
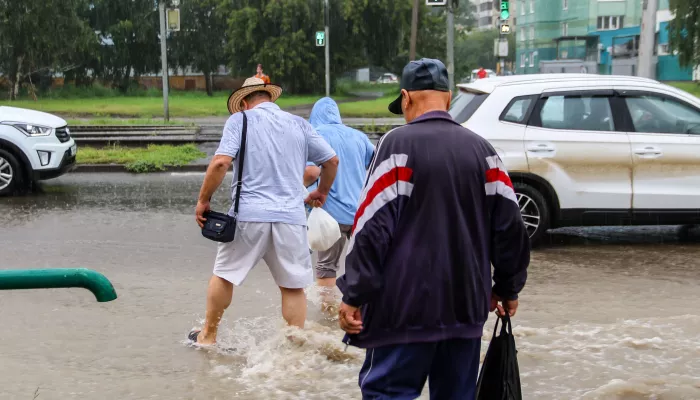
74,164,209,173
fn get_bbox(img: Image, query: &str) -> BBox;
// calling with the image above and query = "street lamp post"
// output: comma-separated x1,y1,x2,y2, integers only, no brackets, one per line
159,1,170,121
324,0,330,97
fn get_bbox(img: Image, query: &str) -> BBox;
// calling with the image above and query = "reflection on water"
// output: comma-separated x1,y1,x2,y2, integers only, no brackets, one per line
0,173,699,399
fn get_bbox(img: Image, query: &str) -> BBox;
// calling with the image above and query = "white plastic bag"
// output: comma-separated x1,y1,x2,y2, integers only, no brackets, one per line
307,207,341,251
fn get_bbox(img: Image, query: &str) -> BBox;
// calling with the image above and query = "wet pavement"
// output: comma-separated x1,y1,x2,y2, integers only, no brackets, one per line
1,173,699,400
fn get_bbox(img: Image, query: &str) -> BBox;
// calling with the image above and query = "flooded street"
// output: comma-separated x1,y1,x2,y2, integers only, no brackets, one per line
1,173,699,400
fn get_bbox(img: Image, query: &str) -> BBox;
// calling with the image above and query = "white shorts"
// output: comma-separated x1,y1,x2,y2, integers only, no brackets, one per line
213,221,312,288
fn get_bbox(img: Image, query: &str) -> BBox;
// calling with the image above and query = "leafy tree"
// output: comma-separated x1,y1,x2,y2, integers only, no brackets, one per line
668,0,700,69
89,0,161,92
170,0,228,96
454,29,514,82
0,0,95,99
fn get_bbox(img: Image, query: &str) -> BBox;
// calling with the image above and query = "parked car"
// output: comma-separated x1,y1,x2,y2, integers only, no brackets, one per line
469,69,496,82
450,74,700,244
0,107,77,196
376,73,398,84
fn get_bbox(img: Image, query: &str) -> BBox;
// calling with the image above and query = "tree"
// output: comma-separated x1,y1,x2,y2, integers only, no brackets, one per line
170,0,227,96
668,0,700,69
89,0,161,92
0,0,95,99
454,29,514,82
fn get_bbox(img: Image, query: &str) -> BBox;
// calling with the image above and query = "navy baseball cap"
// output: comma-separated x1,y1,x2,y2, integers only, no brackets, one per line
388,58,450,115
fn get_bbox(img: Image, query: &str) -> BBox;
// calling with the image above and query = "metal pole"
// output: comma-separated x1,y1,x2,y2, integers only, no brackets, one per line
159,2,170,121
638,0,658,79
0,268,118,302
409,0,419,61
324,0,330,97
446,0,455,91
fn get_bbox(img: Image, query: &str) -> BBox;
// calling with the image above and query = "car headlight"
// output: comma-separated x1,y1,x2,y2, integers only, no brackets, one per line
13,123,53,137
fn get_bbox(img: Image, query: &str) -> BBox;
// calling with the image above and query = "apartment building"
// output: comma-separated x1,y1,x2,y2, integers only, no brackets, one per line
515,0,694,81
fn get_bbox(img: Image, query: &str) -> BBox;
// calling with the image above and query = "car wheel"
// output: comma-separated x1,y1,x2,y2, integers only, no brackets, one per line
0,149,22,196
513,182,551,246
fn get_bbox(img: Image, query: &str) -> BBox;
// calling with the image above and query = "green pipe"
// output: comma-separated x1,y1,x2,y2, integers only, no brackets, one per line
0,268,117,302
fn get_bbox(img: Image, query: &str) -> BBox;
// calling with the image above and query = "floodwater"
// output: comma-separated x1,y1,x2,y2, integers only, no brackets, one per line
1,173,699,400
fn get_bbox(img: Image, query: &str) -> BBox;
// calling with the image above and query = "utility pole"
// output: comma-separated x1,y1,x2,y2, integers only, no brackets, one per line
410,0,420,61
638,0,657,79
446,0,455,91
158,1,169,121
324,0,330,97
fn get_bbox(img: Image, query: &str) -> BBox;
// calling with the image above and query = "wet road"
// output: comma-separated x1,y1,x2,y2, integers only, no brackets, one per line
1,173,699,400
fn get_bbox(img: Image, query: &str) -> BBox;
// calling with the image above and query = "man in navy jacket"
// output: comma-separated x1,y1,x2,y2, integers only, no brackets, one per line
336,58,530,399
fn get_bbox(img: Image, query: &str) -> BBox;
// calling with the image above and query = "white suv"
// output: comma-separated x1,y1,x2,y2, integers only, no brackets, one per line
0,106,77,195
450,74,700,244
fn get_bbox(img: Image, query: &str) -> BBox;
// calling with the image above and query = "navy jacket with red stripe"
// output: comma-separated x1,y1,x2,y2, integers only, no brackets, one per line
336,111,530,349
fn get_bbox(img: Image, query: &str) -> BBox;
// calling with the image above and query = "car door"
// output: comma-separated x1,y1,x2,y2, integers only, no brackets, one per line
524,89,633,211
615,88,700,211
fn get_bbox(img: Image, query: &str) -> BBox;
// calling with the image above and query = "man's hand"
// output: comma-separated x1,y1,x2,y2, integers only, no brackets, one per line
195,200,211,228
338,302,363,334
305,189,328,209
490,293,518,317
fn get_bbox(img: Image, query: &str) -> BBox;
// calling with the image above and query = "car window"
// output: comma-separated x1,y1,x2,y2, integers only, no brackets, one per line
539,95,614,131
449,90,489,124
501,96,536,124
624,95,700,135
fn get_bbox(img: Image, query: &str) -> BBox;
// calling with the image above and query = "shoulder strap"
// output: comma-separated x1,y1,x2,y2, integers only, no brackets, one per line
232,112,247,216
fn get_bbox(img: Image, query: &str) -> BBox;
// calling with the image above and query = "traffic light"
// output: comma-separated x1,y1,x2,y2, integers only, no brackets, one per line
500,1,510,20
426,0,447,5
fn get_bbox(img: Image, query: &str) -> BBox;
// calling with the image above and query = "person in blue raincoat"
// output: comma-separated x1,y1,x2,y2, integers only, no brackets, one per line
306,97,375,305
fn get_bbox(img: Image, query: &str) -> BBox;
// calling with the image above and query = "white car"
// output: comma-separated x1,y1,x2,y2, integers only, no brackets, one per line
0,107,77,195
450,74,700,244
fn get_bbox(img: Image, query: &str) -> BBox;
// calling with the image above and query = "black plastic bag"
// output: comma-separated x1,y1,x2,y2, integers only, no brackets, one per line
476,314,522,400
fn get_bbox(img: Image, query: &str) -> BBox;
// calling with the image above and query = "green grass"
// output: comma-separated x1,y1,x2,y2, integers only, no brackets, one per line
0,91,323,118
338,95,396,118
76,144,206,172
65,118,195,126
668,82,700,98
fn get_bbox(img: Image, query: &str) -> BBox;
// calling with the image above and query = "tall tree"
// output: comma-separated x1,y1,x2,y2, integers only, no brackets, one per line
0,0,95,99
170,0,227,96
668,0,700,69
90,0,160,92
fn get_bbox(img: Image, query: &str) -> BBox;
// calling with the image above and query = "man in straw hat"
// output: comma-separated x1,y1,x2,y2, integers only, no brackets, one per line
190,77,339,346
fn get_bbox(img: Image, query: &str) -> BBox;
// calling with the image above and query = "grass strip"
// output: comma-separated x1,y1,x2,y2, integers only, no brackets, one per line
76,144,206,173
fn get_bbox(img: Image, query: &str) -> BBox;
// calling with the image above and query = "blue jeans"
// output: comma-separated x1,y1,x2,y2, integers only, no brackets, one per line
358,338,481,400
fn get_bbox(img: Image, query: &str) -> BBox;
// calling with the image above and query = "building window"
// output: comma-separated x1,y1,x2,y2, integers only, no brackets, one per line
520,28,526,41
521,0,525,15
561,22,568,36
520,53,526,68
597,16,625,31
530,0,534,13
529,26,535,41
563,0,568,10
529,52,535,67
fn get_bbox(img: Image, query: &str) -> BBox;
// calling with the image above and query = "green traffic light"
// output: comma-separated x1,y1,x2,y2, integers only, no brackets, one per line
500,10,510,20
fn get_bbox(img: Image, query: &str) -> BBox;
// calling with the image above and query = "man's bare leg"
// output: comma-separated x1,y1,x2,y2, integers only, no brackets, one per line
316,277,338,313
280,287,307,328
198,275,233,345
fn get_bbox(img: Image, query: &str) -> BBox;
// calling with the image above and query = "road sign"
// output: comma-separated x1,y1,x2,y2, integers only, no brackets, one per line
498,39,509,57
426,0,447,5
500,24,511,34
166,8,180,31
315,31,325,47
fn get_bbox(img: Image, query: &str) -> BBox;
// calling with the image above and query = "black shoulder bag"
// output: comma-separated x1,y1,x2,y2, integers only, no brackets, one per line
201,111,248,243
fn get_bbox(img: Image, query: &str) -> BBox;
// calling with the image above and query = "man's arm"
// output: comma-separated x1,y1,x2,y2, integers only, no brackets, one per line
488,158,530,316
195,114,241,227
304,122,338,206
304,165,321,187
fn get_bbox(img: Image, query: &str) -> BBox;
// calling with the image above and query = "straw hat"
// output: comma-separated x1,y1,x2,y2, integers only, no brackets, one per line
227,77,282,114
